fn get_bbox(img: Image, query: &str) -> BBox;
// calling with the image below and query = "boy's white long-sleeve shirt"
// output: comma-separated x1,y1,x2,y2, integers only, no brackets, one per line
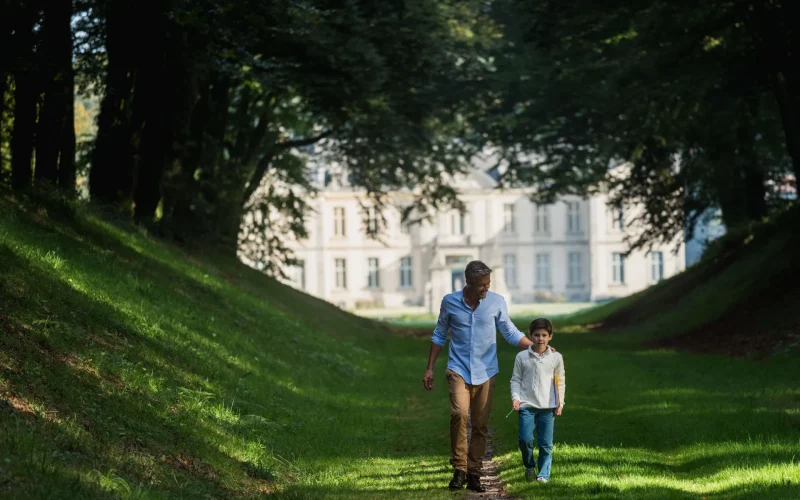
510,346,566,409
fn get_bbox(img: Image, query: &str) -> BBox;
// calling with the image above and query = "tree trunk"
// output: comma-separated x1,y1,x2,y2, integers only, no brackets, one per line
35,0,73,187
90,1,141,207
133,13,169,222
778,1,800,183
165,75,230,234
746,1,800,184
738,97,766,222
161,81,210,226
135,20,200,222
0,75,7,184
771,72,800,183
10,6,39,191
58,82,77,194
0,4,11,183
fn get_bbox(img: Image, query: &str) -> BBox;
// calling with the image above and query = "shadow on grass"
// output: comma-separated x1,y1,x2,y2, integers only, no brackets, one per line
0,240,443,497
0,241,335,496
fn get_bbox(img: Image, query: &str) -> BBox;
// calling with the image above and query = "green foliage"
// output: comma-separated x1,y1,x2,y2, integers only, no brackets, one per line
481,0,798,251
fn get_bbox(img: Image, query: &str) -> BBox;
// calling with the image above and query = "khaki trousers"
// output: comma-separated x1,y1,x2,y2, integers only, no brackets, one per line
445,368,496,474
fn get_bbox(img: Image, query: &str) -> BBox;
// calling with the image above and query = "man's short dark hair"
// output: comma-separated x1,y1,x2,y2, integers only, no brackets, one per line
464,260,492,282
529,318,553,335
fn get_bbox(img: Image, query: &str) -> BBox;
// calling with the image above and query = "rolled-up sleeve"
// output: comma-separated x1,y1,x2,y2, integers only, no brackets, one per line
431,298,449,346
495,298,525,346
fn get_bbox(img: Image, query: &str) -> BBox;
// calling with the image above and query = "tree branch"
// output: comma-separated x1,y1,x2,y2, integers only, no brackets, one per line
274,129,334,150
241,129,334,205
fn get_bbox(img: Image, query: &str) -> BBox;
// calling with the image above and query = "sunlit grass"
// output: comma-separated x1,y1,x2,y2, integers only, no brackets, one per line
496,440,800,499
490,327,800,499
1,192,799,499
0,194,461,498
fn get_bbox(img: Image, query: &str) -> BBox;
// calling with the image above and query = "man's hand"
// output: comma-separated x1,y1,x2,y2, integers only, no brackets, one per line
513,400,520,411
549,345,557,352
423,369,435,391
555,405,563,416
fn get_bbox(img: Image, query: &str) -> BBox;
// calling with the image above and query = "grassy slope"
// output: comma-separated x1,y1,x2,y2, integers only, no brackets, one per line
2,192,799,499
0,194,455,499
571,208,800,356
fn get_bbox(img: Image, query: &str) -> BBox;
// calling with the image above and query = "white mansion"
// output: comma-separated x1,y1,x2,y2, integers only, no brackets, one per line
277,159,685,312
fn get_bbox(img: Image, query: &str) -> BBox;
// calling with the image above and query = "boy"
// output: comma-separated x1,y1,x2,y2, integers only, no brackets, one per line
510,318,565,483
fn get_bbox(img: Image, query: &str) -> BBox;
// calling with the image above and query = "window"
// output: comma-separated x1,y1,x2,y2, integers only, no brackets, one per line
535,205,550,234
503,254,517,287
335,258,347,289
334,207,346,236
450,211,466,235
612,202,624,231
536,253,551,286
611,253,625,284
293,260,306,290
567,202,581,233
503,203,516,234
568,252,582,285
400,256,413,288
396,205,410,234
365,207,379,234
368,258,380,288
650,252,664,282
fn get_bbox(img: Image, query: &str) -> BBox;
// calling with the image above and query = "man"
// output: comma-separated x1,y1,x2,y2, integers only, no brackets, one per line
423,260,542,492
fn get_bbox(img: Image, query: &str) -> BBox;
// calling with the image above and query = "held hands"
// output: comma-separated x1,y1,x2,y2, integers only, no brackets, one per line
512,400,520,411
423,369,434,391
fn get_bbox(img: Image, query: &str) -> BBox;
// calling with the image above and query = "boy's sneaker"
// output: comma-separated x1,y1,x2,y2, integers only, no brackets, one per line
525,468,536,482
536,477,549,483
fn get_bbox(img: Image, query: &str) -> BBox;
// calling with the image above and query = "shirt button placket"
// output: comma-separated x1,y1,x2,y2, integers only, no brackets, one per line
469,310,474,383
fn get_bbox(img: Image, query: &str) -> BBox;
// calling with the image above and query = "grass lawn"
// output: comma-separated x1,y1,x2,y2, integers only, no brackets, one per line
1,193,799,499
352,302,601,324
492,328,800,499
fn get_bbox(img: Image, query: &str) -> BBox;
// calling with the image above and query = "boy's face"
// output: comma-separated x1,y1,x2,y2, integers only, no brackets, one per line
530,328,552,349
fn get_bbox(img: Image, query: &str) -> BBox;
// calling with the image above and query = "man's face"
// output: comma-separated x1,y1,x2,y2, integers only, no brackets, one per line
469,275,491,299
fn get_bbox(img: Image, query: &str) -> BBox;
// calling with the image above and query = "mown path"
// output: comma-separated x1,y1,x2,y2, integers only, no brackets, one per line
466,424,516,500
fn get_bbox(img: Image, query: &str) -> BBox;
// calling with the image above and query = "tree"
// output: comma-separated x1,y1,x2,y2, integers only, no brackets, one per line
80,0,502,259
481,0,797,251
35,0,75,192
9,2,40,191
0,0,13,182
89,0,146,207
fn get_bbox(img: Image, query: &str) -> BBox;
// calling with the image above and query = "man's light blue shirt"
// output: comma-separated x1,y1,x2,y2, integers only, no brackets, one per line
431,290,525,385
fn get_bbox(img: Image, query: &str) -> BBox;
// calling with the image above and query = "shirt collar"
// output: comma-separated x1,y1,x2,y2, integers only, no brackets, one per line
528,345,551,359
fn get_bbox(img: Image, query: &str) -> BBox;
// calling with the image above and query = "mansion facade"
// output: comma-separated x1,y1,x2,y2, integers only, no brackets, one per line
278,164,685,312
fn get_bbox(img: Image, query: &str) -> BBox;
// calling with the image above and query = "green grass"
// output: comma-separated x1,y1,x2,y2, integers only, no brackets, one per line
493,333,800,499
1,192,799,498
353,302,600,323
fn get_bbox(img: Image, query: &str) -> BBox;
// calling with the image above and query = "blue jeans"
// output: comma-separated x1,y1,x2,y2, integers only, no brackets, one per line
518,408,555,479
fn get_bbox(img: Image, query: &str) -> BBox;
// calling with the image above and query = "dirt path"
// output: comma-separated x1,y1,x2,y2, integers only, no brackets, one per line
466,420,516,499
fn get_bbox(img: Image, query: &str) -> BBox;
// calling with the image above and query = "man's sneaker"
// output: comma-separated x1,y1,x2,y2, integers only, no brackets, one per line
448,470,467,490
536,476,549,483
525,468,536,482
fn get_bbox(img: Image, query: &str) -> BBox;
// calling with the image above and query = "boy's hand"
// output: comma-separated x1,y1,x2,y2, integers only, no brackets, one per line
555,405,563,416
513,400,520,411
